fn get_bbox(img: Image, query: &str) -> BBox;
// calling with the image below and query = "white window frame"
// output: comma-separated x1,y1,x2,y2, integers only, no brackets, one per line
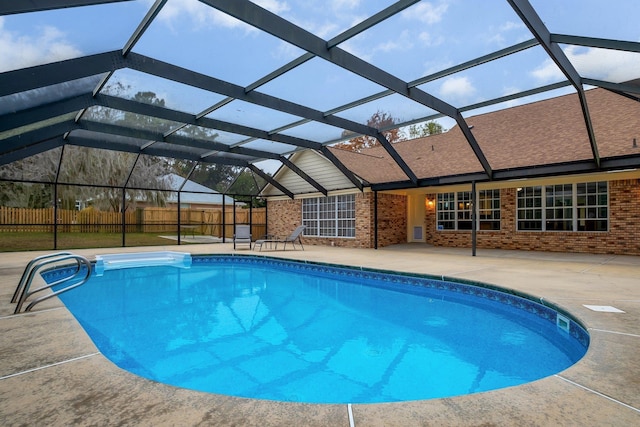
516,181,608,232
302,194,356,238
437,190,501,231
436,192,456,230
478,189,501,230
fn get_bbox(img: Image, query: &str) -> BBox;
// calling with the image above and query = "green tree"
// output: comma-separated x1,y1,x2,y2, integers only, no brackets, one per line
407,120,446,139
0,149,59,207
334,110,405,152
173,162,240,194
227,169,267,207
0,88,179,211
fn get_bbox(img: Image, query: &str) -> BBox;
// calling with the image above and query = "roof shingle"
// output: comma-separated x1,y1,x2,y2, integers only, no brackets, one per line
330,87,640,184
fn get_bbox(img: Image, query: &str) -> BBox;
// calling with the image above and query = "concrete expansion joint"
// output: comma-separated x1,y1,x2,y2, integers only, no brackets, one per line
0,306,63,321
555,375,640,414
347,403,355,427
588,328,640,338
598,255,619,265
0,352,100,381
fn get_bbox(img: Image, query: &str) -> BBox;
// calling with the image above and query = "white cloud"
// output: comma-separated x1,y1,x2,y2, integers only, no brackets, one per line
0,17,82,72
330,0,360,11
418,32,432,45
253,0,290,14
421,59,454,78
339,39,372,61
531,59,563,83
341,29,416,62
375,30,414,53
498,86,524,109
402,1,449,25
486,20,526,46
502,86,521,97
565,45,640,82
157,0,266,33
439,76,476,100
272,40,302,60
418,31,444,48
531,45,640,83
156,0,201,24
499,21,525,33
294,20,340,39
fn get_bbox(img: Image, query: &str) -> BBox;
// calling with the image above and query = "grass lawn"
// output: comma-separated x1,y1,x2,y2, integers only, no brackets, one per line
0,232,186,252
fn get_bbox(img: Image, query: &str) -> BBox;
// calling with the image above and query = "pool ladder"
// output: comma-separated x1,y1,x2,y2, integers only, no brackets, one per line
11,252,92,314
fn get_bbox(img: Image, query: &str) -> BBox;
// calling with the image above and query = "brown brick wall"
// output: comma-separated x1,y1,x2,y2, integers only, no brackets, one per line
425,179,640,255
375,193,407,247
267,192,407,249
268,179,639,255
266,198,303,242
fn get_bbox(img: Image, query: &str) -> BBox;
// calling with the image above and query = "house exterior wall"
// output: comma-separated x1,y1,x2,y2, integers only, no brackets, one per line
266,198,303,242
268,176,640,255
267,192,407,249
424,178,640,255
375,193,408,247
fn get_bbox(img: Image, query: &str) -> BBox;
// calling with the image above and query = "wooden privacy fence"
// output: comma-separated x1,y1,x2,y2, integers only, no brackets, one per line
1,206,266,237
143,207,266,238
0,207,53,232
0,207,137,232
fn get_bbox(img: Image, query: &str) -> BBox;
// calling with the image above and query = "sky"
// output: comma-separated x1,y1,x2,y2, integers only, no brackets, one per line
2,0,640,167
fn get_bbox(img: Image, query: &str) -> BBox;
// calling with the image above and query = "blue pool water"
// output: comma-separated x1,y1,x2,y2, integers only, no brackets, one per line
51,256,588,404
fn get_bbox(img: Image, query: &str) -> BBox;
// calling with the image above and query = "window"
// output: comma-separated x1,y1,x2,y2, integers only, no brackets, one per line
517,186,542,230
577,181,608,231
478,189,501,230
437,192,455,230
545,184,573,231
302,194,355,238
456,191,473,230
517,182,608,232
437,190,500,231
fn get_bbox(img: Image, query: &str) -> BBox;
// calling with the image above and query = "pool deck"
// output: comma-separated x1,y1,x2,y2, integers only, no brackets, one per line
1,243,639,426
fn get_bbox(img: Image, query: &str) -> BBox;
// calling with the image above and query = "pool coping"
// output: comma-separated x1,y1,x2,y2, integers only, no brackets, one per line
1,244,639,425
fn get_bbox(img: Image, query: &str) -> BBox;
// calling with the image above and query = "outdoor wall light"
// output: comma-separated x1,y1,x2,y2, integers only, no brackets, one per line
426,199,434,209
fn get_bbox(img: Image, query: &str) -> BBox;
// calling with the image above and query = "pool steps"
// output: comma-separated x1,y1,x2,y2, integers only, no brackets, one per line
94,251,192,276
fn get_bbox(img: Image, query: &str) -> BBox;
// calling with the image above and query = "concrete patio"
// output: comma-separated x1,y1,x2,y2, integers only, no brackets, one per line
1,243,639,426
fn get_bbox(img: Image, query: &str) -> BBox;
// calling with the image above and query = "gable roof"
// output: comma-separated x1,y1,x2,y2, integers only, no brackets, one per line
328,86,640,189
262,150,363,197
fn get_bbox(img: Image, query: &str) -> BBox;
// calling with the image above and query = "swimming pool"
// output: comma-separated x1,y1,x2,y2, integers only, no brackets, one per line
48,255,589,404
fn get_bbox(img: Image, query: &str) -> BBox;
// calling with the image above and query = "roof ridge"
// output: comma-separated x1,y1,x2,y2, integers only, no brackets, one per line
329,146,386,159
463,86,609,122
